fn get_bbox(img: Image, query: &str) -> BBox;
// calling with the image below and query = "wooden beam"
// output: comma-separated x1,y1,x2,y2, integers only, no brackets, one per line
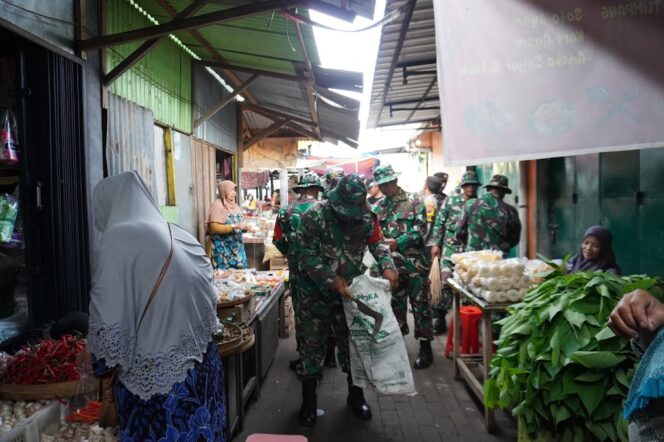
79,0,301,50
375,0,417,124
198,60,300,82
243,119,290,149
164,127,177,205
286,121,319,140
406,75,437,123
193,74,259,130
293,22,322,139
103,0,207,87
154,0,259,105
242,103,316,128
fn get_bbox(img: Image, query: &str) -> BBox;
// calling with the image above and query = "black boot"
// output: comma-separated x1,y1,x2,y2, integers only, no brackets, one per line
347,385,372,420
414,340,434,369
299,379,317,426
289,358,300,371
433,318,447,335
323,340,337,368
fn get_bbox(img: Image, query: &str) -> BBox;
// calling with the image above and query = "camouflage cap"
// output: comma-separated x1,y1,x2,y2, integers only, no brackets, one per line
460,171,482,186
484,174,512,194
298,172,323,190
373,164,400,185
327,174,371,219
325,168,345,181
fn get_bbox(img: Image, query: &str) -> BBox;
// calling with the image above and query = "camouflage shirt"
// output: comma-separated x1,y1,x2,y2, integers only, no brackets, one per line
372,188,428,266
431,194,476,269
272,197,317,262
296,200,396,289
456,193,521,254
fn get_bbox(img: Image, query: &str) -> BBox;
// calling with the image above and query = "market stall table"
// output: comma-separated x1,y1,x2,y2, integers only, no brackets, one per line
448,278,516,434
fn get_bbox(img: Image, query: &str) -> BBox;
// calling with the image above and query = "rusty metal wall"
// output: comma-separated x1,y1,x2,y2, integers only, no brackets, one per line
106,93,158,199
192,65,237,152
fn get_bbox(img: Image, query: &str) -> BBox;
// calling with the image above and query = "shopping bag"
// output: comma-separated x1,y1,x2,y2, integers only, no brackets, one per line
343,275,416,396
429,256,442,305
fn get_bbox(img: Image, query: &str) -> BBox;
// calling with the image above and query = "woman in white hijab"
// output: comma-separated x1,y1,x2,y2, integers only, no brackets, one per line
87,171,225,441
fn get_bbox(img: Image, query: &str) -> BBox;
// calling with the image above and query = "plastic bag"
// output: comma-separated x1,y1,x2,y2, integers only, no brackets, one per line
343,275,416,396
0,109,18,165
0,194,18,243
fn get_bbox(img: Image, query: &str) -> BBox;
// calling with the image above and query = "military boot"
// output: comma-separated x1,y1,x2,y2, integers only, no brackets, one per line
323,338,337,368
433,318,447,335
414,339,434,369
347,376,372,420
299,379,317,426
289,358,300,371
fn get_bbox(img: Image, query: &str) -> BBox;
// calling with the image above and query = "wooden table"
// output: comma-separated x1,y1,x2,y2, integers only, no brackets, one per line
448,279,515,433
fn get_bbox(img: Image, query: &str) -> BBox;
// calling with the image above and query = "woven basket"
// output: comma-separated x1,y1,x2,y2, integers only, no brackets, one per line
216,322,243,357
0,380,88,401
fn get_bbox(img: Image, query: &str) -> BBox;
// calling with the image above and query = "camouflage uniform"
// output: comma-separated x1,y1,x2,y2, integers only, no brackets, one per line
456,175,521,255
372,166,432,340
295,177,395,381
273,174,323,347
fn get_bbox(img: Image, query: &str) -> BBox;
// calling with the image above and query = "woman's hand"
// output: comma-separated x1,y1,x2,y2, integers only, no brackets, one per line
609,289,664,339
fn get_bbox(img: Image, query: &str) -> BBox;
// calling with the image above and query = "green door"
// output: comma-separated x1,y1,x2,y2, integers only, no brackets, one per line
639,148,664,277
599,151,640,275
546,157,577,259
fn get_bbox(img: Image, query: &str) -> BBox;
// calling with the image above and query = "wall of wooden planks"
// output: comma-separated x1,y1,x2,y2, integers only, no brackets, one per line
191,138,218,245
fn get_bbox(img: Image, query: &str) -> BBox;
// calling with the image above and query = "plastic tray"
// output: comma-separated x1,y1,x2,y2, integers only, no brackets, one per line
1,401,63,442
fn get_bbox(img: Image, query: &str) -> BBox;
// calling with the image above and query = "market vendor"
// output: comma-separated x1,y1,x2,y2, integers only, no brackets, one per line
242,193,257,215
272,173,324,370
565,225,621,274
372,164,434,369
206,180,249,269
294,174,398,426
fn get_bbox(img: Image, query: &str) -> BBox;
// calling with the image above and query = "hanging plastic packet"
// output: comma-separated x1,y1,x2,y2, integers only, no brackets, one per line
0,194,18,243
0,109,18,165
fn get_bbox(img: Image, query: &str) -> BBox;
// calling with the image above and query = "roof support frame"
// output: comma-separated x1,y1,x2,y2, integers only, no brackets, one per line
79,0,302,50
193,74,260,130
242,118,291,149
103,0,207,87
374,0,417,125
405,75,437,122
293,21,322,140
242,103,317,128
154,0,260,104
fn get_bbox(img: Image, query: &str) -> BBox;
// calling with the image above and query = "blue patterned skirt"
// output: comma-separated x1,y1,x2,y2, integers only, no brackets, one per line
102,342,226,441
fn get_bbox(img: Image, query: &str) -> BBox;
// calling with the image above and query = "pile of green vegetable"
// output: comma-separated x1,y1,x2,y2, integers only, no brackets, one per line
484,265,663,441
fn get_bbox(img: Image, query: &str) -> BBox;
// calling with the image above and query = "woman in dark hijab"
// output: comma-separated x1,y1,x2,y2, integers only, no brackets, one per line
565,225,621,274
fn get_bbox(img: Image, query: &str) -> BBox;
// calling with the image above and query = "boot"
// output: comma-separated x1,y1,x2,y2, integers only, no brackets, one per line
323,341,337,368
299,379,317,426
433,318,447,335
289,358,300,371
347,385,372,420
414,339,434,369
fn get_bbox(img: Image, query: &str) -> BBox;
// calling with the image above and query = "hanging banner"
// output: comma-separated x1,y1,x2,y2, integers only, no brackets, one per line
434,0,664,165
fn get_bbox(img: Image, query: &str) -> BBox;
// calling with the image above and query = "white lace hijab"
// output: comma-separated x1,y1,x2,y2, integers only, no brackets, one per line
87,171,218,400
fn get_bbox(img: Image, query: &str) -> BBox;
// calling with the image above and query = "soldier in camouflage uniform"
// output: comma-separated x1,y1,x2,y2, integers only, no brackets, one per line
272,173,323,369
294,174,398,426
430,171,481,334
372,165,434,369
456,174,521,255
322,168,345,199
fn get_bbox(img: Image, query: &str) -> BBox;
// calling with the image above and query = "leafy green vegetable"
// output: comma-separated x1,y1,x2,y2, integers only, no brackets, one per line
485,270,663,441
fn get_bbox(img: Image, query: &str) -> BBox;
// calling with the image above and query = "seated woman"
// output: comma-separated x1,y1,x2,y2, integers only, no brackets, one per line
242,194,257,215
565,225,621,274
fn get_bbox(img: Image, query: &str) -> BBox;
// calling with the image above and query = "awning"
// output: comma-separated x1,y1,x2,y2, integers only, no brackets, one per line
84,0,372,148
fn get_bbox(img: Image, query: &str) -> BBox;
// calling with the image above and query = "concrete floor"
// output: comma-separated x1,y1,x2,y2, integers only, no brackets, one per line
236,319,518,442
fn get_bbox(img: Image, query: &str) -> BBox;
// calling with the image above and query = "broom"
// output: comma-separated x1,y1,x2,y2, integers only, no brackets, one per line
429,256,442,305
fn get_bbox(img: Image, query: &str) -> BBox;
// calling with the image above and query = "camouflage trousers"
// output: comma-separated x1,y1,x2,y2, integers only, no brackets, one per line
295,278,350,381
432,258,454,317
392,258,433,340
289,266,302,351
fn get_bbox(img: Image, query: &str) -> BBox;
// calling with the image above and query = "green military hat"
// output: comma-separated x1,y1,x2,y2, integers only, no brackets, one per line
460,171,481,186
373,164,400,185
484,174,512,194
297,173,323,190
327,174,371,219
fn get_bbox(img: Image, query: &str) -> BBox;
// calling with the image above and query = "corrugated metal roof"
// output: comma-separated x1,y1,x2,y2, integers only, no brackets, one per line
192,64,238,151
106,93,159,198
367,0,439,128
130,0,367,145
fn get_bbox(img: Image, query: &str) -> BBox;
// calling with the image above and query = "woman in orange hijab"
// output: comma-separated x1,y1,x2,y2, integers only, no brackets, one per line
206,180,248,269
